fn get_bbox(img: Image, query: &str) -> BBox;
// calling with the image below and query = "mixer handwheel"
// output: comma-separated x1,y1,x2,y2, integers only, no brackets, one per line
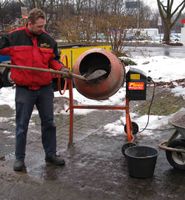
166,139,185,170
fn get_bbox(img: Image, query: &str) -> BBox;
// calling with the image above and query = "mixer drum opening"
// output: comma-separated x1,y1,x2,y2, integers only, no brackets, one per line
79,53,111,80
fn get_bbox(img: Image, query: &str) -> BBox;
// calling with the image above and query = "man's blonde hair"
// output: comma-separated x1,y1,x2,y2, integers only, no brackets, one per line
28,8,46,24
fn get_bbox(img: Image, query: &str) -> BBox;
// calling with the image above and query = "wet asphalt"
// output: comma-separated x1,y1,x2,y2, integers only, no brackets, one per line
125,45,185,58
0,95,185,200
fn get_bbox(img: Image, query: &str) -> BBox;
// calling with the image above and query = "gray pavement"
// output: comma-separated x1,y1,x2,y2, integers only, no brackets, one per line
0,95,185,200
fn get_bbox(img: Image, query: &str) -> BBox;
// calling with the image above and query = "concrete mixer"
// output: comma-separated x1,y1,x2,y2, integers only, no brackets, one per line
67,48,148,152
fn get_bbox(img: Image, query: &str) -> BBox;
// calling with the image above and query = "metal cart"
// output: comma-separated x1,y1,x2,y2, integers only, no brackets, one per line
159,110,185,170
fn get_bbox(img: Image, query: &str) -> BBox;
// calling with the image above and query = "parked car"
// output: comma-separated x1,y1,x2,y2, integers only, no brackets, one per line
170,34,180,42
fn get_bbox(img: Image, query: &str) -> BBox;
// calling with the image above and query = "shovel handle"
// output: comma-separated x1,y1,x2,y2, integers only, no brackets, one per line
0,63,86,81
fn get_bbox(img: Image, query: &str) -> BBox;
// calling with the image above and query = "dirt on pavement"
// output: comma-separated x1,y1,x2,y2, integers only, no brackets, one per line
0,83,185,200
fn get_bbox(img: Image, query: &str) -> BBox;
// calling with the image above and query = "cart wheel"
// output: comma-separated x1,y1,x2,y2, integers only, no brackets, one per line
122,142,136,156
0,72,3,88
166,139,185,170
2,67,14,87
124,122,139,135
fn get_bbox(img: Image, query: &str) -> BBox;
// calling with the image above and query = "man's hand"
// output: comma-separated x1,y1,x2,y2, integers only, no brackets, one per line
60,67,72,78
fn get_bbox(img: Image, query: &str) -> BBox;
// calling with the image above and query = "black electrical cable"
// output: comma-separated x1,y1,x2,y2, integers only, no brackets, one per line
145,127,175,131
137,77,176,133
138,77,156,133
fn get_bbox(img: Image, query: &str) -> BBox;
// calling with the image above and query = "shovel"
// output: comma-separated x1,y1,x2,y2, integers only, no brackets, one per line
0,63,107,82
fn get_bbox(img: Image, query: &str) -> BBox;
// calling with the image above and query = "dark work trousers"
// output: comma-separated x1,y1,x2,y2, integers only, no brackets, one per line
15,84,56,161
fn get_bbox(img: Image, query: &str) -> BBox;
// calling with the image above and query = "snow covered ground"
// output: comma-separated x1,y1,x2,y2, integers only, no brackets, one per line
0,55,185,136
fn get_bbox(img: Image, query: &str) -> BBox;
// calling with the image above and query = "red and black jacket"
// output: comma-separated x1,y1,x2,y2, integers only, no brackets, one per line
0,26,63,89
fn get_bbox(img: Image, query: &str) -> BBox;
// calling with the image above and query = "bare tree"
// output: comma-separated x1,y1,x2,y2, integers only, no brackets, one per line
138,2,153,28
0,0,10,31
0,0,23,32
22,0,47,9
0,0,162,54
157,0,185,44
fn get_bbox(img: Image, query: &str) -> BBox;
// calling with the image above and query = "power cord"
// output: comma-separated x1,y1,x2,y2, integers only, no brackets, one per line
138,77,176,133
138,76,155,133
145,127,175,131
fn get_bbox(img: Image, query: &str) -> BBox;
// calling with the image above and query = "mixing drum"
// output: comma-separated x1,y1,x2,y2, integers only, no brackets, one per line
73,48,125,100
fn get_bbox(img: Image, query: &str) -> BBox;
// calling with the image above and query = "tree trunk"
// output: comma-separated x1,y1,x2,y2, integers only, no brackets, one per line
157,0,185,45
163,22,171,44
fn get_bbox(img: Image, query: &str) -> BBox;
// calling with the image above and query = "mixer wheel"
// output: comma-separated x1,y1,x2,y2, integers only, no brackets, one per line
124,122,139,135
166,139,185,170
122,142,136,156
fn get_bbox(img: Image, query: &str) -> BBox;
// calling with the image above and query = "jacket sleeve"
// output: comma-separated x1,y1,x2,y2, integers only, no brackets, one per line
49,42,64,70
0,34,11,55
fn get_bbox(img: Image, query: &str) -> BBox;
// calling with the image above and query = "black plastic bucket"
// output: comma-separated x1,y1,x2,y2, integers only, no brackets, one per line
125,145,158,178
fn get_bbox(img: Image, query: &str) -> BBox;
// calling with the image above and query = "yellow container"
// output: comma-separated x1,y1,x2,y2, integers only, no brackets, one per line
59,45,112,69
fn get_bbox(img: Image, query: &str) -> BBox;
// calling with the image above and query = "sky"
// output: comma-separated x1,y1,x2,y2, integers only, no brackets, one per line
144,0,183,10
0,55,185,137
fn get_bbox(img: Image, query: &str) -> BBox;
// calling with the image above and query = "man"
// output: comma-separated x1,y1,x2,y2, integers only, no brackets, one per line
0,8,68,171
